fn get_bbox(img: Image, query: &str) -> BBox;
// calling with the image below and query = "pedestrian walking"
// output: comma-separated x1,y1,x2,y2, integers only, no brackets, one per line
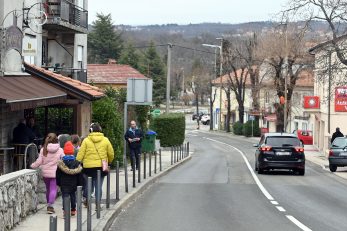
56,141,83,216
31,133,64,214
71,134,81,157
124,120,143,170
332,127,344,143
76,123,114,207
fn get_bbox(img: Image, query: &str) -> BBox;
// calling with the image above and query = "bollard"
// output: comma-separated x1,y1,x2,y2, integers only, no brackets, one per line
176,146,179,162
87,177,92,231
63,195,71,231
159,149,162,171
49,215,57,231
180,144,183,160
96,170,101,219
77,186,82,231
154,151,157,174
133,160,136,188
116,161,120,201
184,143,186,158
124,157,128,193
138,155,141,183
144,152,147,179
149,152,152,177
174,146,176,163
187,142,190,156
106,171,111,209
171,146,173,165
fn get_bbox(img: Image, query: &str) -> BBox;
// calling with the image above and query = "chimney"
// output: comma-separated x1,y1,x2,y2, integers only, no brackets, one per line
108,59,117,64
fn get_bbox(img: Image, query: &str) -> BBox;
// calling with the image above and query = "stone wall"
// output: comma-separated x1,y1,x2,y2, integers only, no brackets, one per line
0,169,39,231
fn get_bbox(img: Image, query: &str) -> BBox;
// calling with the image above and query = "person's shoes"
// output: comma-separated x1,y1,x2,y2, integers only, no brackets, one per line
47,206,55,214
82,198,88,208
71,209,77,216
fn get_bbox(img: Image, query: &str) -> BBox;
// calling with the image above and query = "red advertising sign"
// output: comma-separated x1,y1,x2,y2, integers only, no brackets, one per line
335,87,347,112
304,96,320,109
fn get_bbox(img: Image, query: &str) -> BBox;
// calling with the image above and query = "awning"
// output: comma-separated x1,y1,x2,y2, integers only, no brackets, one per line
0,76,67,111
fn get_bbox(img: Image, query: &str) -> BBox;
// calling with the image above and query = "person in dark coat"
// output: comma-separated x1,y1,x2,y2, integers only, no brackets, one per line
332,127,344,143
13,118,35,144
56,141,83,216
124,120,143,170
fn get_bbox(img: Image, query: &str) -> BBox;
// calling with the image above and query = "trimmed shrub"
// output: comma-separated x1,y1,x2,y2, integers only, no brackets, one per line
92,96,123,166
233,122,243,135
150,113,185,147
243,120,261,137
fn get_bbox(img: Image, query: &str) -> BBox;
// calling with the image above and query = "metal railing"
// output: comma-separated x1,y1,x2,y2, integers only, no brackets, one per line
49,142,191,230
42,66,87,83
46,0,88,29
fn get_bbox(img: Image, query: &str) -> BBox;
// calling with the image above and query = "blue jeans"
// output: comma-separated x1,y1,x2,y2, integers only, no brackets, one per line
130,147,141,169
62,192,76,211
82,172,105,202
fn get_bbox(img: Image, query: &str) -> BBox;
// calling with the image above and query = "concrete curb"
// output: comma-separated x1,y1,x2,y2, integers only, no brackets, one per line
85,154,193,231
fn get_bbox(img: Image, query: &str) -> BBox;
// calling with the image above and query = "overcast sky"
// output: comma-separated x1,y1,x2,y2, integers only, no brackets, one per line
88,0,289,25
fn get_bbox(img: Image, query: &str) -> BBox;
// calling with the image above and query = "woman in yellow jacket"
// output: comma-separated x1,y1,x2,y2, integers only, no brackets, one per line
77,123,114,205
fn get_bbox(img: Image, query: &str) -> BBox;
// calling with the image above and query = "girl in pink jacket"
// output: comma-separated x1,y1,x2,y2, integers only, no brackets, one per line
31,133,64,214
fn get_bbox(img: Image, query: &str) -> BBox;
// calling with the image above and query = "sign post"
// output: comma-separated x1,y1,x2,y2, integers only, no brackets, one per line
249,115,255,137
124,78,152,192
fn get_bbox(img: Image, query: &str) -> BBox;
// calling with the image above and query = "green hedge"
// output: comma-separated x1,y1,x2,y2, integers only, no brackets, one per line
243,120,261,137
233,122,243,135
151,113,185,147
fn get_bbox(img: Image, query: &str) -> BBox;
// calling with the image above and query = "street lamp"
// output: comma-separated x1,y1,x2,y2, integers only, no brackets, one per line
202,38,223,130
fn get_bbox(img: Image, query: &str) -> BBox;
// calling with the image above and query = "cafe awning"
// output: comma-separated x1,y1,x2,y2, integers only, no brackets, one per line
0,76,67,111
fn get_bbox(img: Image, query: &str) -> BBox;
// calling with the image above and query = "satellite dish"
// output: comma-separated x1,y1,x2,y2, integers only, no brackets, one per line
23,3,48,33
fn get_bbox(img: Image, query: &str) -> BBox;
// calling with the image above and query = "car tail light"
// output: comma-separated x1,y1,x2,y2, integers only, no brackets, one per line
295,147,304,152
329,150,333,156
260,146,272,151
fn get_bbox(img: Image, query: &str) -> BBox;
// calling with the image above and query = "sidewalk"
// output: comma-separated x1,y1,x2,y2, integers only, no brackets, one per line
12,148,192,231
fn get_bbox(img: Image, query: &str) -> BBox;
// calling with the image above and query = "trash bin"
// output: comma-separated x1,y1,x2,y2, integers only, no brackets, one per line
142,130,157,152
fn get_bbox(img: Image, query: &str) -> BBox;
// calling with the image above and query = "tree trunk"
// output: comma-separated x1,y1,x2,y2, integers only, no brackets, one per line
226,90,231,132
238,104,245,124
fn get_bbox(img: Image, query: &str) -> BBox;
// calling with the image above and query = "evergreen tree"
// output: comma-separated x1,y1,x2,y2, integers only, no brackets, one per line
88,13,123,64
119,43,142,70
143,42,166,106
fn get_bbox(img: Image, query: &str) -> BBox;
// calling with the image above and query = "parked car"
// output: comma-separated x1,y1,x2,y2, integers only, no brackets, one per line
328,137,347,172
192,112,204,120
254,133,305,175
200,114,210,125
296,130,313,145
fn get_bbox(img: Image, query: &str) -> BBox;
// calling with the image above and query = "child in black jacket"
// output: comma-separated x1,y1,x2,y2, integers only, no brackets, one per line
56,141,83,216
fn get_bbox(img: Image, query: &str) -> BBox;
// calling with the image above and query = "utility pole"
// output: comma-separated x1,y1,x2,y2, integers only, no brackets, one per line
217,38,223,130
283,24,288,133
166,43,172,114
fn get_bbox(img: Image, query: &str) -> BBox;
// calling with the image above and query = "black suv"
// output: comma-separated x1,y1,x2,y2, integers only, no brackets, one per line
254,133,305,175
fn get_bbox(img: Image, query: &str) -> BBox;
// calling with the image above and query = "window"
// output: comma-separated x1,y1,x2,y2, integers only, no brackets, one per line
77,45,83,68
266,137,301,147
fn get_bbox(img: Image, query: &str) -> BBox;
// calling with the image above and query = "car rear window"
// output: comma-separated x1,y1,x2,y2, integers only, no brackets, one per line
266,136,301,147
332,138,347,148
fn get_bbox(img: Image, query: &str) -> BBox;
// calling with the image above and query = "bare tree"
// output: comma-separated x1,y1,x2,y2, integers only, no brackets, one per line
284,0,347,66
260,23,314,131
222,40,249,127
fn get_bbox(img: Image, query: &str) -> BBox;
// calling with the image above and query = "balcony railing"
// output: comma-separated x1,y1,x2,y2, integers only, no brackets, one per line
45,0,88,31
43,66,87,83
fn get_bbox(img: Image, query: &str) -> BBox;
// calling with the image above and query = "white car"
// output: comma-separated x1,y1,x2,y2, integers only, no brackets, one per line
200,114,210,125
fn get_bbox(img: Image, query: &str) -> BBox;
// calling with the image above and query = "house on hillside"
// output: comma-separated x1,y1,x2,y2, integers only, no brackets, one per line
87,60,149,89
211,67,314,133
307,35,347,155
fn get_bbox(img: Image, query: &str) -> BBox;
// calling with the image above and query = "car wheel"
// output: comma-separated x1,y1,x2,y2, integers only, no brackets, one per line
206,120,210,125
258,167,264,174
329,165,337,172
298,168,305,176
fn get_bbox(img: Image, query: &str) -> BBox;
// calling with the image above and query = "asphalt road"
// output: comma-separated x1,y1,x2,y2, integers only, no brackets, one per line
110,120,347,231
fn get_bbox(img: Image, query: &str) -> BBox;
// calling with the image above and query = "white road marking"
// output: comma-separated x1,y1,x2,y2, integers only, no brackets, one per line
286,215,312,231
204,137,274,200
204,137,312,231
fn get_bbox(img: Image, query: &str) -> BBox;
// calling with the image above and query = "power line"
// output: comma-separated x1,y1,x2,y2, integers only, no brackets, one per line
130,43,216,55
